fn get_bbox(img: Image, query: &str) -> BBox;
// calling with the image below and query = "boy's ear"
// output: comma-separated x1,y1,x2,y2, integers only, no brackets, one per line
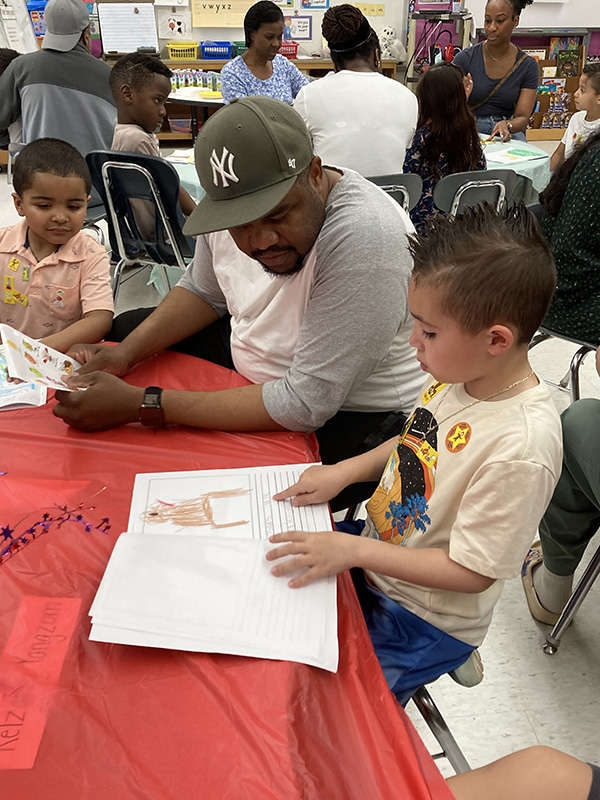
120,83,134,104
12,192,25,217
487,323,515,355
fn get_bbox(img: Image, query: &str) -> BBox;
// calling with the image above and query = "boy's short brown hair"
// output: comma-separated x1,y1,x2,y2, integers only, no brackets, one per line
583,62,600,95
408,204,556,345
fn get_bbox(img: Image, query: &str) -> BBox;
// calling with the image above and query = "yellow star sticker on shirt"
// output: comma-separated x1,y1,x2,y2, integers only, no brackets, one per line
445,422,472,453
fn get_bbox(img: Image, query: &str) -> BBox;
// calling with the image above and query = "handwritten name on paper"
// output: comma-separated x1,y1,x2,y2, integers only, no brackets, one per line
0,596,81,769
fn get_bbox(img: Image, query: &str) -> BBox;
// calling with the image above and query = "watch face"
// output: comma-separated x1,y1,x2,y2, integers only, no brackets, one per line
140,386,164,427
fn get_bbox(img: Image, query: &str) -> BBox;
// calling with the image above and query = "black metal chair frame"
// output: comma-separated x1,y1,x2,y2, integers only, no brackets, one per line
366,173,424,213
86,151,194,303
433,168,519,216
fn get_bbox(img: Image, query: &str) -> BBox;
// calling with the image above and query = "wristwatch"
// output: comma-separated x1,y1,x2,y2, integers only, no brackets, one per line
139,386,164,427
507,121,513,132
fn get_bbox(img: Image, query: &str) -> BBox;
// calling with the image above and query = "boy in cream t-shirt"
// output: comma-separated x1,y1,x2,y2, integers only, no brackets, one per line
268,204,562,705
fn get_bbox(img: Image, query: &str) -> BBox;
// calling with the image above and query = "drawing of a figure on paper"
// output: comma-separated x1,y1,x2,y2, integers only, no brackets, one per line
141,488,249,529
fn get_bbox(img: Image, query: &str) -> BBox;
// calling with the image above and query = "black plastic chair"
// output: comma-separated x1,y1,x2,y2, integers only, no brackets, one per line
85,150,194,302
433,168,518,216
366,173,423,213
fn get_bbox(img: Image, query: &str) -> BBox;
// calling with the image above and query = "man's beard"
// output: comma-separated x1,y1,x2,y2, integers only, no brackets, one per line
253,248,305,278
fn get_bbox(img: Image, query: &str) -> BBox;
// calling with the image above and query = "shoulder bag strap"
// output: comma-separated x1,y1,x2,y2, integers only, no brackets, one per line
470,53,528,112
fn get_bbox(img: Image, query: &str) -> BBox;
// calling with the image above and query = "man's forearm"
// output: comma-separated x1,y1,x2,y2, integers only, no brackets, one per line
116,286,221,368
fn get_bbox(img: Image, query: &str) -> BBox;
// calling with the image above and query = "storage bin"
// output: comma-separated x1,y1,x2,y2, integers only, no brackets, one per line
200,40,235,59
26,0,48,37
168,118,192,134
167,41,199,60
279,41,299,59
233,41,247,56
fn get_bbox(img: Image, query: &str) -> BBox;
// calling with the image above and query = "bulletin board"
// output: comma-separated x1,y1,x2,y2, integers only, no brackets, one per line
191,0,248,27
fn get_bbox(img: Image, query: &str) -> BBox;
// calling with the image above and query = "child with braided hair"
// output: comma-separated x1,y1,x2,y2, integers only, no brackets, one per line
293,4,417,176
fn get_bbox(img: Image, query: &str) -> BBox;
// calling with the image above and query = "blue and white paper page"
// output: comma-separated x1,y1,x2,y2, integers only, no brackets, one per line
90,465,338,671
0,344,47,410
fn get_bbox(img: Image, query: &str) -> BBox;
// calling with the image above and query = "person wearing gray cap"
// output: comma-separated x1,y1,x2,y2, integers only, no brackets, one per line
53,97,422,511
0,0,115,155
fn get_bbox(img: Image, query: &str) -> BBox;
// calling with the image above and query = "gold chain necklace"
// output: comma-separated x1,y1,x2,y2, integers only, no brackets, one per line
420,370,535,443
486,41,512,62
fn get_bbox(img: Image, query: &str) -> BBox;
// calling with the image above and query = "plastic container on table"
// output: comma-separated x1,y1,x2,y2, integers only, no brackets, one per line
167,41,199,60
200,41,235,59
279,40,299,59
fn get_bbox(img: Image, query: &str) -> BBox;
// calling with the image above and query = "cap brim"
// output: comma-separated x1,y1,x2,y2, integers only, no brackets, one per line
183,174,298,237
42,30,82,51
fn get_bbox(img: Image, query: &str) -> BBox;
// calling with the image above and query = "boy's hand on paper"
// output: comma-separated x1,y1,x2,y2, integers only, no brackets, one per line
266,530,358,588
272,464,347,506
67,343,131,377
53,371,143,431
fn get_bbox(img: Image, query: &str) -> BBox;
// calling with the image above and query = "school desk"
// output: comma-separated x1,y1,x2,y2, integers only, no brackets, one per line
482,138,551,195
0,351,453,800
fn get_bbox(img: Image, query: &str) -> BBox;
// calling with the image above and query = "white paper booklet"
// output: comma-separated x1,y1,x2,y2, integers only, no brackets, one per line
0,345,46,410
0,324,81,391
90,464,339,672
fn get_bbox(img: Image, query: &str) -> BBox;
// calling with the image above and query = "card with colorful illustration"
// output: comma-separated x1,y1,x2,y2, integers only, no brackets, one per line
0,345,47,410
0,324,82,391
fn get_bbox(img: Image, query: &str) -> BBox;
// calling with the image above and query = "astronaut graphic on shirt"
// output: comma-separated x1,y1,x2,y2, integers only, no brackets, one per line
366,383,446,545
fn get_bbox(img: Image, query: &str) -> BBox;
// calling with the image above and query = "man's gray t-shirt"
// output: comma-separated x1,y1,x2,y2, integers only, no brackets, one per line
453,43,539,119
178,169,423,433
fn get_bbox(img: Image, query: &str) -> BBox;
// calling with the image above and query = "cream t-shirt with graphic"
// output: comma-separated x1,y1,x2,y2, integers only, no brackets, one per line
362,378,562,646
561,110,600,160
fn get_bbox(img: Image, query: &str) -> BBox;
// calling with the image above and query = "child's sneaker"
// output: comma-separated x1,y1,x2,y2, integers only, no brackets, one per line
521,546,560,626
449,650,484,687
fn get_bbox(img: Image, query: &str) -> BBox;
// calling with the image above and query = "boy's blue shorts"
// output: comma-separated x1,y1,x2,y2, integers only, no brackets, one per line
337,520,475,706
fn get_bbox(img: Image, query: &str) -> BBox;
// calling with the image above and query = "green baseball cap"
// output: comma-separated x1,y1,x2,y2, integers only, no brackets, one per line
183,96,313,236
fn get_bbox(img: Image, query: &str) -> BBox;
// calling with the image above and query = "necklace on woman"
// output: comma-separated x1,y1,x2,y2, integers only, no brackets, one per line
419,370,535,444
486,41,512,62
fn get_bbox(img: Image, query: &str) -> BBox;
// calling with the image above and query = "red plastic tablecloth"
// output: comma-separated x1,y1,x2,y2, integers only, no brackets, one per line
0,352,453,800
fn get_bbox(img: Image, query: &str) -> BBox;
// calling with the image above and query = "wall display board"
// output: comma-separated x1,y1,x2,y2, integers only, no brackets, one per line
467,0,592,31
191,0,247,27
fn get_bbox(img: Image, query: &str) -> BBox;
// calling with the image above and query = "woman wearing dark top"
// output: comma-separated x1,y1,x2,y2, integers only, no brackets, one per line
453,0,538,141
538,130,600,343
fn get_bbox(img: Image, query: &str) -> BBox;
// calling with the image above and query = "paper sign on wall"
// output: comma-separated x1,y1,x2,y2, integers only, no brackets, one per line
156,7,192,38
191,0,247,28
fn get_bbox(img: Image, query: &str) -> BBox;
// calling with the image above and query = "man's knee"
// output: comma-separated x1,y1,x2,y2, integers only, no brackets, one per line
562,399,600,458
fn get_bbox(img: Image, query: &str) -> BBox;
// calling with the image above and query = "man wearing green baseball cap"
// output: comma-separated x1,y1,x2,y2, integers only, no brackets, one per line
54,96,422,510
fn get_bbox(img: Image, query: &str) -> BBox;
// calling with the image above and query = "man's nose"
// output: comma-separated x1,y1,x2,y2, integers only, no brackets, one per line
250,225,278,251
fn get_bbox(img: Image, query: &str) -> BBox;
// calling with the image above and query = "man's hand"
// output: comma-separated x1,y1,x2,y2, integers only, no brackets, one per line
272,464,349,506
266,530,359,588
66,343,131,377
53,371,144,432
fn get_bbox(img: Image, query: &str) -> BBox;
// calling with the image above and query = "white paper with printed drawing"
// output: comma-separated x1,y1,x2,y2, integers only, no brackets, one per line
90,464,339,672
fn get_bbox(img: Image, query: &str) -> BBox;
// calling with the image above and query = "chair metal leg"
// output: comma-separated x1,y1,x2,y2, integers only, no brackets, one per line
411,686,471,774
543,543,600,655
84,222,105,247
528,331,552,351
112,258,126,303
568,346,594,404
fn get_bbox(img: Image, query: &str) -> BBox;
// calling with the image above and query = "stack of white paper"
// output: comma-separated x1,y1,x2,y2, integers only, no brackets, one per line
89,465,339,672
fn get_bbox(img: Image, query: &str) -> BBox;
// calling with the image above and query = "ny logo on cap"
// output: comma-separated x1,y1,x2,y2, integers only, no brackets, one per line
210,147,239,188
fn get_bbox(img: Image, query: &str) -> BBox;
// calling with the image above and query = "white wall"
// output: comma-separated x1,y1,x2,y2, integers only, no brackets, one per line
466,0,598,31
160,0,409,55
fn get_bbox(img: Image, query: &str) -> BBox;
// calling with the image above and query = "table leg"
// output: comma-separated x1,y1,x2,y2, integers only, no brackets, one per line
191,107,199,141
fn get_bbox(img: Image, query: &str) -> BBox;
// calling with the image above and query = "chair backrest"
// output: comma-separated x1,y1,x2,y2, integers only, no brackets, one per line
527,201,544,222
433,169,518,216
85,150,194,268
366,173,423,213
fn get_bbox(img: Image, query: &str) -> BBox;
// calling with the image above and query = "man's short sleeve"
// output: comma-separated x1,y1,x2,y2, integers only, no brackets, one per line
177,235,228,316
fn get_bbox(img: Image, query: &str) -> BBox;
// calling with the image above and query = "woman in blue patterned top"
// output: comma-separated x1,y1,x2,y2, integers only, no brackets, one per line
403,62,486,234
221,1,308,105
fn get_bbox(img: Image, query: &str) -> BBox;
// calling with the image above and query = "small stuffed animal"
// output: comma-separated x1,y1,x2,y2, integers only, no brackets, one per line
378,26,407,63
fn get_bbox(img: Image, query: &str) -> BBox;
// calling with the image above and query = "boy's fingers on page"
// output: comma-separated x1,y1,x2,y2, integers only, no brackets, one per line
272,483,302,501
289,568,322,589
267,531,307,547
